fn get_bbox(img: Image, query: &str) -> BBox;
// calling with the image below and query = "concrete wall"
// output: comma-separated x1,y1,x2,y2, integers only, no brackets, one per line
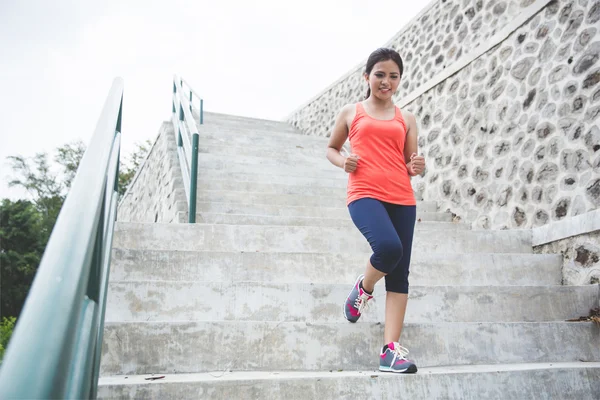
287,0,600,230
533,209,600,284
117,122,187,223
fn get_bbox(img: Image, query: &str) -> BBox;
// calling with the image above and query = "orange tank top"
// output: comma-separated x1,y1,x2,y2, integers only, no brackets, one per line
346,103,416,206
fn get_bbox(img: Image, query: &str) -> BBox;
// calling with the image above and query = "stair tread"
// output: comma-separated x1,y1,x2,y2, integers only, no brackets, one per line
99,361,600,383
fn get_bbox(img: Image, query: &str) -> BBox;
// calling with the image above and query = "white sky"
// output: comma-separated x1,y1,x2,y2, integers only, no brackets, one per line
0,0,424,200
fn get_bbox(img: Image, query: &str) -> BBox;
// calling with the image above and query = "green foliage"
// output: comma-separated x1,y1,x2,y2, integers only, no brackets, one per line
55,140,86,189
0,200,45,318
1,138,152,325
0,316,17,361
118,140,153,198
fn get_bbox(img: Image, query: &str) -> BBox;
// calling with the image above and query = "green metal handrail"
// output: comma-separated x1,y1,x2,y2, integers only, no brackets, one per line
171,75,201,223
0,78,124,399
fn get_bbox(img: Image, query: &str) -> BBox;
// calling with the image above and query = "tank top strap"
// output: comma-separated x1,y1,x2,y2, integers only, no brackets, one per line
355,102,366,116
395,106,407,130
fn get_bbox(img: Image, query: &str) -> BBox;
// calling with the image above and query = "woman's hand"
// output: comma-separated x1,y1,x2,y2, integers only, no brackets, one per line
344,154,360,173
408,153,425,176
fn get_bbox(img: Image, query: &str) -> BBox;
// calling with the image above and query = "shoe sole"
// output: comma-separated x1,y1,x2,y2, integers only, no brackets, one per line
379,364,418,374
342,274,364,323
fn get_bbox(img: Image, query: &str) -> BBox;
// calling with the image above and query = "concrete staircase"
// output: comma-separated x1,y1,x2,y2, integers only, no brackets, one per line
98,113,600,399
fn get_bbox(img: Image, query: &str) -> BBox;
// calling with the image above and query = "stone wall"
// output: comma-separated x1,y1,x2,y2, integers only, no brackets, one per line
287,0,543,136
117,122,187,223
287,0,600,230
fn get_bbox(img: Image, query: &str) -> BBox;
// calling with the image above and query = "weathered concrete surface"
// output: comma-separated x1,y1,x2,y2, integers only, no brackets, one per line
106,281,597,323
533,209,600,284
109,249,563,286
536,230,600,285
197,178,349,198
113,222,533,254
192,206,452,222
198,169,347,188
100,321,600,375
98,364,600,400
193,201,437,219
194,213,466,229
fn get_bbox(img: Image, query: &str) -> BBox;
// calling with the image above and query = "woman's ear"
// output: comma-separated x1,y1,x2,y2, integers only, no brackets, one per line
364,72,370,83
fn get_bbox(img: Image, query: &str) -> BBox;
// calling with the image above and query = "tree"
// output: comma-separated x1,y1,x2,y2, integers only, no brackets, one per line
0,200,46,319
1,138,152,323
6,153,64,231
0,316,17,361
55,140,86,189
118,140,152,197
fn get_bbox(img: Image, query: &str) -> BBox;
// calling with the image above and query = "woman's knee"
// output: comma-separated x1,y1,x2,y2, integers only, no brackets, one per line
371,239,403,273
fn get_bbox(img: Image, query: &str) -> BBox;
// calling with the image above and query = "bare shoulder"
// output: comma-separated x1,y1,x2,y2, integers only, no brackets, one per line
339,103,358,127
400,108,417,125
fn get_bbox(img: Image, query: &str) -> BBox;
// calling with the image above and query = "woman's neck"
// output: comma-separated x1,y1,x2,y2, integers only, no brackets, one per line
365,96,394,109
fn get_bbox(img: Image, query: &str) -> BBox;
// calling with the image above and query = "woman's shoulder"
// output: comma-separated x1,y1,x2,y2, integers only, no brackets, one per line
339,103,359,115
338,103,360,125
399,108,416,121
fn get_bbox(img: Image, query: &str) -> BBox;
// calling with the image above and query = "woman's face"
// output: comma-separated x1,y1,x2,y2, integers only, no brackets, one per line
365,59,401,101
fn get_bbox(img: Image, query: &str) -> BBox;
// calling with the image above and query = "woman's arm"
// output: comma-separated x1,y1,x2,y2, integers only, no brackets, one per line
403,110,425,176
327,104,357,172
403,110,418,164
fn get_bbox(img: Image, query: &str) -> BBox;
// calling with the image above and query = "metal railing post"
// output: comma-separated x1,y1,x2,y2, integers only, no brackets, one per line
200,99,204,124
189,133,199,223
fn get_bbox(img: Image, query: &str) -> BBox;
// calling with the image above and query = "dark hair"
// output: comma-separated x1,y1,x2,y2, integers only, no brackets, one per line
364,48,404,99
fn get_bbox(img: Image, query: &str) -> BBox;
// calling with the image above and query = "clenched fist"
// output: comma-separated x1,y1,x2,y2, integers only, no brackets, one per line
344,154,360,173
408,153,425,176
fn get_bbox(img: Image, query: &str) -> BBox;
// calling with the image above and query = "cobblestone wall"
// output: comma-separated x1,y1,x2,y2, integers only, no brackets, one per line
287,0,541,136
288,0,600,230
117,122,187,223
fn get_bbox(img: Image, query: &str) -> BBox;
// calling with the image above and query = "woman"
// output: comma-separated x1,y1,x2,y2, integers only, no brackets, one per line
326,47,425,373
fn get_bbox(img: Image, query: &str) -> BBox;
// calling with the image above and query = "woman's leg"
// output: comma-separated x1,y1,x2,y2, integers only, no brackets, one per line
383,205,416,343
344,198,404,322
362,260,385,294
384,292,409,344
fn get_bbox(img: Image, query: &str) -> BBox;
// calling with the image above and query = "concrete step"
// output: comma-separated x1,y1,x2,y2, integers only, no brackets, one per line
113,223,532,254
197,134,329,154
196,169,348,188
106,281,597,323
196,197,437,214
196,159,343,180
193,201,443,219
98,363,600,400
197,127,320,145
195,189,436,211
109,250,563,286
196,129,328,147
192,202,452,222
195,213,465,229
195,190,434,210
198,153,334,170
195,190,344,208
201,112,300,134
199,142,329,160
197,177,348,198
100,321,600,374
196,123,326,143
195,201,350,218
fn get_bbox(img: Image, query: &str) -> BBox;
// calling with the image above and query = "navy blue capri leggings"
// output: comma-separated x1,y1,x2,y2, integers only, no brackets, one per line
348,198,416,294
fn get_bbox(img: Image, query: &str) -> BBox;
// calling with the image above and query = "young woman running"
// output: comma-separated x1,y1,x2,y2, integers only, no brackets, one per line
326,47,425,374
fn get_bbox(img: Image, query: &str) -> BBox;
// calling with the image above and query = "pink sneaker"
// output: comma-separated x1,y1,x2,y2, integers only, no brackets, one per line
343,274,373,323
